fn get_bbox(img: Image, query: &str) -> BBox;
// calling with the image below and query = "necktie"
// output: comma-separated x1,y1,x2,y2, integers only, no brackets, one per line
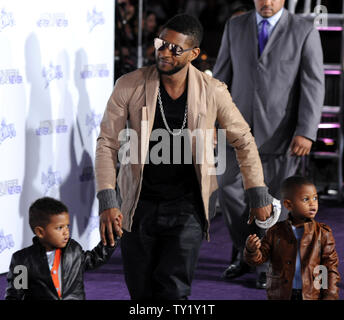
51,248,62,298
258,19,269,55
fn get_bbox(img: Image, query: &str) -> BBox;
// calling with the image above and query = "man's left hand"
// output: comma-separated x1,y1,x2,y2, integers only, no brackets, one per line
247,204,272,225
289,135,312,156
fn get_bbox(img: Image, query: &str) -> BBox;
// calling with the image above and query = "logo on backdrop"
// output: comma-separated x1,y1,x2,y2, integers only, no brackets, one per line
0,8,15,32
36,119,68,136
0,119,16,144
42,63,63,88
37,12,68,28
80,64,109,79
86,110,102,135
0,230,14,254
41,167,62,195
0,179,22,197
87,7,104,32
0,69,23,85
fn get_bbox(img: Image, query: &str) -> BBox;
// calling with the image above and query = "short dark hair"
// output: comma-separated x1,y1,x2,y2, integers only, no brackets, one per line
281,176,315,200
29,197,68,232
161,14,203,47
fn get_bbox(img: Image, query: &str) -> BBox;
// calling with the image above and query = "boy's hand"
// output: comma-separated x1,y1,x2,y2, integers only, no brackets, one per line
100,208,123,247
245,234,261,253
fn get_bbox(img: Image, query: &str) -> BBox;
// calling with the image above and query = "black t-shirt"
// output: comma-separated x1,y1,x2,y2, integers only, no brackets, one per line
139,83,200,201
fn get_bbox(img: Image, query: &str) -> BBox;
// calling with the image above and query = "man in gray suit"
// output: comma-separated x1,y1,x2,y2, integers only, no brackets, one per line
213,0,324,288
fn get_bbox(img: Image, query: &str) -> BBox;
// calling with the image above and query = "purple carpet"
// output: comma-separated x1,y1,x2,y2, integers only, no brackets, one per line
1,202,343,300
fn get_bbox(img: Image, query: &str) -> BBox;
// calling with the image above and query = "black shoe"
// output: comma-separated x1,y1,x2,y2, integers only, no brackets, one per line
256,272,267,289
222,262,250,280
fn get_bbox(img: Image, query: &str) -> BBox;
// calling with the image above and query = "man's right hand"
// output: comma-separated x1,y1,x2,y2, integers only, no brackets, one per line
247,203,272,224
99,208,123,247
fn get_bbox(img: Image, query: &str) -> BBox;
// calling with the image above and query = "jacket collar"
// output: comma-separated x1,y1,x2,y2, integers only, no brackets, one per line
32,236,71,252
286,213,316,232
187,63,207,130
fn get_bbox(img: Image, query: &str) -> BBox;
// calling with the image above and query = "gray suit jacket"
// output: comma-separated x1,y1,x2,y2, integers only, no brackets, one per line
213,9,324,155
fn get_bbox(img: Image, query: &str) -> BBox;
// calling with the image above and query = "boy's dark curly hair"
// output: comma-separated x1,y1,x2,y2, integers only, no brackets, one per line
281,176,315,200
29,197,68,232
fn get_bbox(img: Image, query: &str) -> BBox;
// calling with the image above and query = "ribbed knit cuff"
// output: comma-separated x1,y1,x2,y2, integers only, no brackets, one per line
97,189,119,214
246,186,273,208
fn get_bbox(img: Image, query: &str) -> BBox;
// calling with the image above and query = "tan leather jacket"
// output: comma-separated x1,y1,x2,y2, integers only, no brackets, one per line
244,216,340,300
95,64,266,237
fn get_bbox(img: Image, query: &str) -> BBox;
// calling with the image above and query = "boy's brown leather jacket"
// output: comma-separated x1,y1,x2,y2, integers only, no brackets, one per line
244,216,340,300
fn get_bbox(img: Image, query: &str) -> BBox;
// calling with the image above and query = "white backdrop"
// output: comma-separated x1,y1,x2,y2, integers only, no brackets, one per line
0,0,114,273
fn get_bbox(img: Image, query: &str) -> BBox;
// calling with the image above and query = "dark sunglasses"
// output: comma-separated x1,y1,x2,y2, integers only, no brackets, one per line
154,38,194,56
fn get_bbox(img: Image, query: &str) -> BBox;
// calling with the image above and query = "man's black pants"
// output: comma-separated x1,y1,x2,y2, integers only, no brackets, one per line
121,192,205,300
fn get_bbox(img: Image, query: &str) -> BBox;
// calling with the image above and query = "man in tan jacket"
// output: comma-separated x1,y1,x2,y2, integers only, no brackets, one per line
95,14,273,300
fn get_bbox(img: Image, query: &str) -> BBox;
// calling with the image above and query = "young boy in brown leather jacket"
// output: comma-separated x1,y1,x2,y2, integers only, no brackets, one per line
244,176,340,300
5,197,122,300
